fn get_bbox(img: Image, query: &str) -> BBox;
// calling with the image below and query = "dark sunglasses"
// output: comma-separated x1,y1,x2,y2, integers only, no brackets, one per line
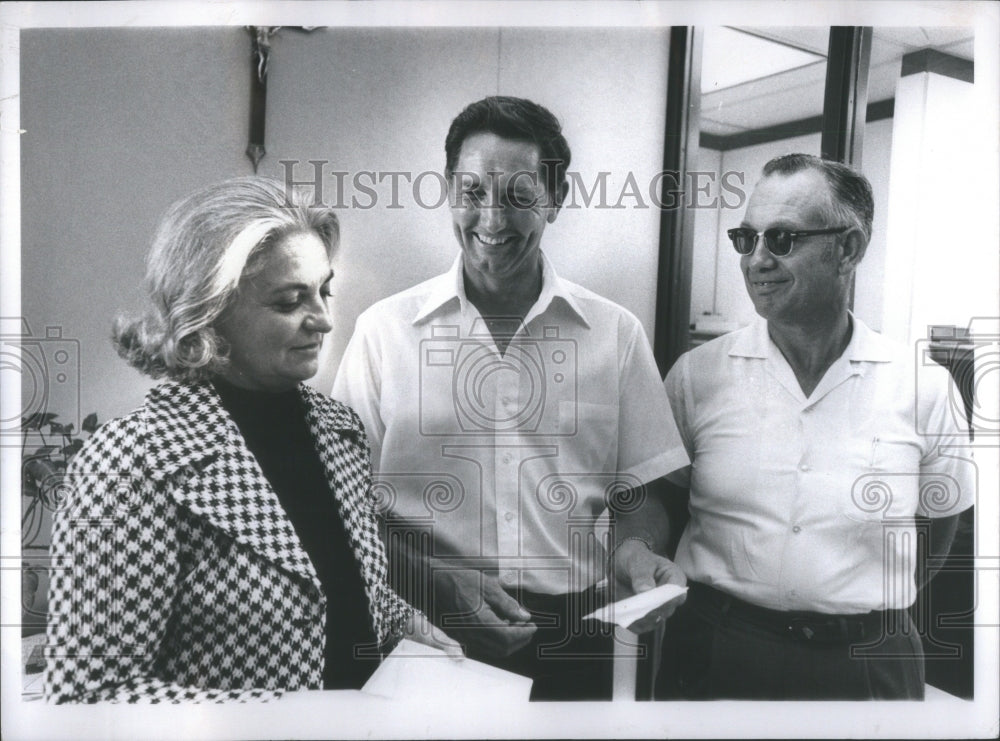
727,226,849,256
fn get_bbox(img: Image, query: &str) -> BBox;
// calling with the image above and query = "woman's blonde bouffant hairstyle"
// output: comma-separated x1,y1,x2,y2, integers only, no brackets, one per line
113,176,339,382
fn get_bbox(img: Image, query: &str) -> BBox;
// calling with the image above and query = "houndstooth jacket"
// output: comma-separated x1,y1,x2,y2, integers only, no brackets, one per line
43,380,415,703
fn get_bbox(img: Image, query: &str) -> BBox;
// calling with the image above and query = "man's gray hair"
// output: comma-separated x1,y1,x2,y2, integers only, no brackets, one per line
113,176,339,382
762,153,874,243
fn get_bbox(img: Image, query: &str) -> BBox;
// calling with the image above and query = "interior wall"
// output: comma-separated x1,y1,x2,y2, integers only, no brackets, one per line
20,26,669,423
854,118,894,330
21,28,252,424
259,27,670,395
690,147,723,326
881,70,996,345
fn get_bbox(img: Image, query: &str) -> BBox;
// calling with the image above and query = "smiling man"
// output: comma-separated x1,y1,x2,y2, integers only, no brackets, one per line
612,153,976,700
333,97,688,699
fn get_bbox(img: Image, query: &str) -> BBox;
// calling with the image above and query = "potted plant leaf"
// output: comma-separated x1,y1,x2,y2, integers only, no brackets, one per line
21,411,99,638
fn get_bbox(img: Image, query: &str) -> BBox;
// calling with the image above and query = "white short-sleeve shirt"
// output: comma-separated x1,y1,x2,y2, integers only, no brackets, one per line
333,253,689,595
666,315,976,613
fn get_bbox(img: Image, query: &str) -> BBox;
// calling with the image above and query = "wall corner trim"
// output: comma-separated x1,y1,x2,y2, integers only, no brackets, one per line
901,49,974,84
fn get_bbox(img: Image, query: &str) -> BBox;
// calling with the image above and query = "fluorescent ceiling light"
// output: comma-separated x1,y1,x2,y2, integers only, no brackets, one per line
701,27,825,95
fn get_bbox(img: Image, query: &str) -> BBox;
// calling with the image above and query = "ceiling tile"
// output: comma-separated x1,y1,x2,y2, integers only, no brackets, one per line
701,27,825,95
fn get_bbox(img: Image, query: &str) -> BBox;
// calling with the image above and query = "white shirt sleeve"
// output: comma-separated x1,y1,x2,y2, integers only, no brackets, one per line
616,320,690,484
914,361,976,518
331,312,387,469
662,352,694,488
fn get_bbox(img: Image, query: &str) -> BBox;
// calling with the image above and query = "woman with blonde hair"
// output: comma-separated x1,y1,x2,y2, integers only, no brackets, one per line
44,176,459,703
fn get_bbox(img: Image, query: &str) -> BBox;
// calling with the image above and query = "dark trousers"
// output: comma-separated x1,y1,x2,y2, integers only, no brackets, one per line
466,585,616,701
656,582,925,700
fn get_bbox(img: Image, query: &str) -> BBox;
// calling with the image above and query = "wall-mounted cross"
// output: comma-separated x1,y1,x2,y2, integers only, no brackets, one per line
245,26,321,173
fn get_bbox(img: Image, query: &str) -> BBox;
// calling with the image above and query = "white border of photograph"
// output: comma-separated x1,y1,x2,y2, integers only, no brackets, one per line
1,2,997,739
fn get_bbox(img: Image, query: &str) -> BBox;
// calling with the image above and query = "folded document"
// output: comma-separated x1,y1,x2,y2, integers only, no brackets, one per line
583,583,688,628
362,639,533,702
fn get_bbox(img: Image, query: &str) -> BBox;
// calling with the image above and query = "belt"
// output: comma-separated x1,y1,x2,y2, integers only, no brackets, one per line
505,584,608,626
686,582,903,645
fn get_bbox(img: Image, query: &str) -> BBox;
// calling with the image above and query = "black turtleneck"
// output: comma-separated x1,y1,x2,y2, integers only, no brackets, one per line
212,377,380,689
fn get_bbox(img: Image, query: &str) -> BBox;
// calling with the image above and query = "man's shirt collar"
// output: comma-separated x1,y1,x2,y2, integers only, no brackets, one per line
410,255,464,325
729,312,894,363
411,251,590,328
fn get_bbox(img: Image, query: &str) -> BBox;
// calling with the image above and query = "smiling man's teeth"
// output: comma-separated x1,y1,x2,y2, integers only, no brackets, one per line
476,234,510,245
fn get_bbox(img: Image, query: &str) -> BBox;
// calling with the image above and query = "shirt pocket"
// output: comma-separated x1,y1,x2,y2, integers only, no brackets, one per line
844,438,923,523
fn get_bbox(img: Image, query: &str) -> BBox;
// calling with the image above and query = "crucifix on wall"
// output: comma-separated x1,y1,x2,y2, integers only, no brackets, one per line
245,26,320,173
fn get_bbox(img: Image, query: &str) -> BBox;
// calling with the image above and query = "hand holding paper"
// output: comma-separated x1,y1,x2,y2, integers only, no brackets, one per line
606,538,688,633
402,611,464,659
584,583,688,631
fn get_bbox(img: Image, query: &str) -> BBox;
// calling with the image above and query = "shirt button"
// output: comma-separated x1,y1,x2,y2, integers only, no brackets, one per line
792,525,801,534
504,512,514,522
799,463,810,472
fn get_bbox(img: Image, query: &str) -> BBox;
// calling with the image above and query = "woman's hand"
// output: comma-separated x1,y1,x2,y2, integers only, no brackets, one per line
402,612,465,660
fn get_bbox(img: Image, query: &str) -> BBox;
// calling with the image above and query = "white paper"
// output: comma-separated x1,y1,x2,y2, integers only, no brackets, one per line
361,639,533,703
583,583,688,628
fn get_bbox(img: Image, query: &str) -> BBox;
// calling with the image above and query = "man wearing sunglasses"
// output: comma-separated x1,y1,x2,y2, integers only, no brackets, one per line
611,153,974,699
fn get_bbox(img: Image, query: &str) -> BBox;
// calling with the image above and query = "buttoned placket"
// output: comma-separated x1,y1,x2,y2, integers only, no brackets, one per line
484,316,569,589
494,380,521,589
767,347,866,605
450,268,586,591
470,316,521,588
